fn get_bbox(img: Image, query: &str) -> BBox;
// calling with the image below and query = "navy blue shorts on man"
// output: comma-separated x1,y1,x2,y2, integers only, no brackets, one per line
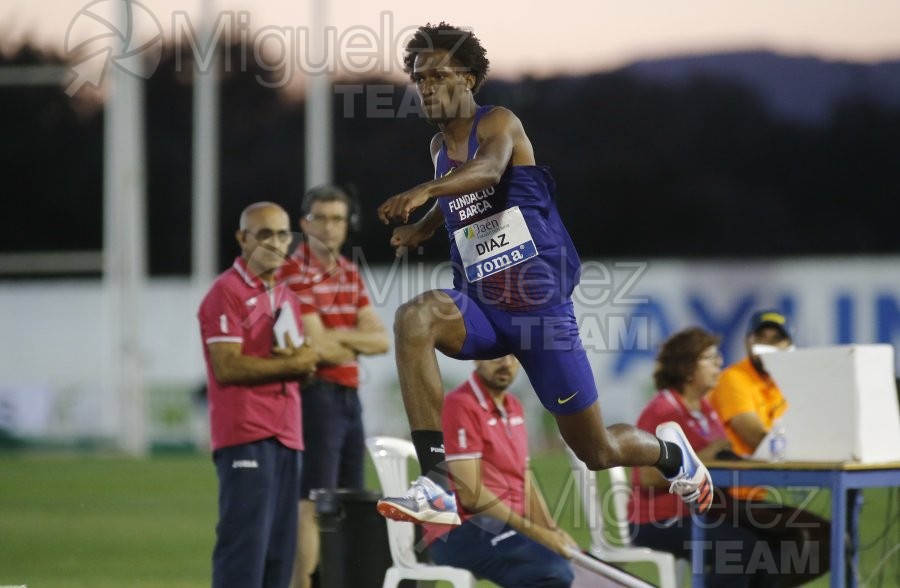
430,515,573,588
299,380,366,499
443,289,598,415
212,437,301,588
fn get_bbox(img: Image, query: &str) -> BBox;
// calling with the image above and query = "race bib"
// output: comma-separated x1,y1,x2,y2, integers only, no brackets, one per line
453,206,538,282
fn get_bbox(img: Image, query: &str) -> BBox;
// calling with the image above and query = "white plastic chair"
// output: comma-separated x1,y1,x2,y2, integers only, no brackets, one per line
365,436,477,588
565,447,688,588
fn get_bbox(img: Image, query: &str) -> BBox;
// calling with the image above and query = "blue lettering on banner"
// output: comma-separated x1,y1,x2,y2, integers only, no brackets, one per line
778,296,797,332
691,295,794,363
876,295,900,345
614,300,673,376
609,291,900,380
612,294,799,377
689,294,757,364
837,294,855,344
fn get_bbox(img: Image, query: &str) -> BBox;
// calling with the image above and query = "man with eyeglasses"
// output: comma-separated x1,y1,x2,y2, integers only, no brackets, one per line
197,201,319,588
277,185,389,588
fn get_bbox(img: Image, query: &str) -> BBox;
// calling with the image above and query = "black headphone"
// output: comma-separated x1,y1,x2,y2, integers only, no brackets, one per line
301,183,361,232
342,183,362,232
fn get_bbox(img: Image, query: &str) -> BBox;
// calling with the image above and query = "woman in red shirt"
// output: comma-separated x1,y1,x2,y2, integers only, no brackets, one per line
630,327,778,587
630,327,830,587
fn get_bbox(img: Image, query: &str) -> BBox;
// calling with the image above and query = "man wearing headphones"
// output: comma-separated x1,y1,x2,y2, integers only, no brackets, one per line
278,185,390,588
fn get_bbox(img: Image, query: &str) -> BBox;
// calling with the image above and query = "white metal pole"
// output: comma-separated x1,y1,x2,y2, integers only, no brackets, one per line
104,0,148,456
305,0,332,189
102,50,122,454
192,0,220,284
123,56,148,457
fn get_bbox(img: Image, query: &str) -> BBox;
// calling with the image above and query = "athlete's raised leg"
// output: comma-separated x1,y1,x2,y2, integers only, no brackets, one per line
515,335,668,470
393,289,467,431
377,289,508,525
556,402,661,470
514,304,714,513
553,403,713,512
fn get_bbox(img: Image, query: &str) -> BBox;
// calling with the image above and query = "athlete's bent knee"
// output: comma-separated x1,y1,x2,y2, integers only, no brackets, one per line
394,299,434,343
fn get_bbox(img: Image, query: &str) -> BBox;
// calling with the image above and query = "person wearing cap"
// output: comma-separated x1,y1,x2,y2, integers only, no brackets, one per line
707,310,793,456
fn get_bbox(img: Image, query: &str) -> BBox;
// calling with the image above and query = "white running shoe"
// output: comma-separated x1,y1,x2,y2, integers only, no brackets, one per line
656,421,714,514
376,476,462,526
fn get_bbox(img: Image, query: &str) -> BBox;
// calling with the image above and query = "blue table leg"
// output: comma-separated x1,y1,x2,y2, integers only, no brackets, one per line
830,474,847,588
691,514,705,587
846,488,862,588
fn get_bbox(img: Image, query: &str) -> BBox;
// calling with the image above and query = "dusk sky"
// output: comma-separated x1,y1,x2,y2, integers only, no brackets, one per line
3,0,899,79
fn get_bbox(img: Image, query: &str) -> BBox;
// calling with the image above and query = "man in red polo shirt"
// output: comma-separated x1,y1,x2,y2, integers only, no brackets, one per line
198,202,318,588
277,185,389,588
427,355,576,588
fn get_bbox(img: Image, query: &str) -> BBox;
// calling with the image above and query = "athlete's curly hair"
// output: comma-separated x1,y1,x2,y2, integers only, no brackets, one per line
403,22,490,94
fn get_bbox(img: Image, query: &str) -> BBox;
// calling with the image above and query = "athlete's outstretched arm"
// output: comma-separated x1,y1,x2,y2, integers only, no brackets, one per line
377,108,531,224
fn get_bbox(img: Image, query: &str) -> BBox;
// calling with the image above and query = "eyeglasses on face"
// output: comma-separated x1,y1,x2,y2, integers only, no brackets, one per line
305,214,348,226
698,350,723,363
245,228,292,242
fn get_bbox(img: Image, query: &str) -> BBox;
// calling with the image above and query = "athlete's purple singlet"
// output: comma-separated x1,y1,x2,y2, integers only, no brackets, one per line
436,106,581,311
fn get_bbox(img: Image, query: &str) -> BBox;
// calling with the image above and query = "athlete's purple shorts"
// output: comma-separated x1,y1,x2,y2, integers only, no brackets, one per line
443,289,599,415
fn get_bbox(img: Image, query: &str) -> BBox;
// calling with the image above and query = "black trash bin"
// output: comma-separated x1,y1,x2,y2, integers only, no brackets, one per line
314,489,393,588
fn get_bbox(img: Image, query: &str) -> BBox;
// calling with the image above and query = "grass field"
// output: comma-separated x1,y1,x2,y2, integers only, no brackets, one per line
0,451,897,587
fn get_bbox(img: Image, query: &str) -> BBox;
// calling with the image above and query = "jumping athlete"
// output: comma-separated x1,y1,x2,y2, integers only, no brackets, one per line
375,24,712,547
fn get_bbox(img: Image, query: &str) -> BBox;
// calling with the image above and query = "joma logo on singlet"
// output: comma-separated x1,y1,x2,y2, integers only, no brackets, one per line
474,249,526,279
